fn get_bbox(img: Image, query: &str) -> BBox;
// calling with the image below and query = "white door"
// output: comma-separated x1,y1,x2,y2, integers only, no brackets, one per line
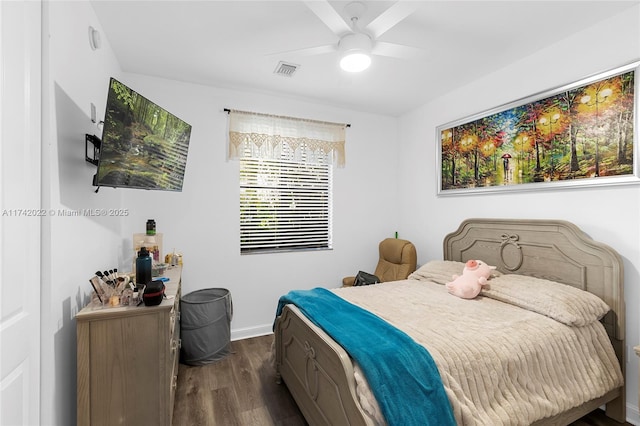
0,1,42,425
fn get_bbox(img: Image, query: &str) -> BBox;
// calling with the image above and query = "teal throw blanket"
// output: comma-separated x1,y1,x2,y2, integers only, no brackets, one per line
275,287,455,426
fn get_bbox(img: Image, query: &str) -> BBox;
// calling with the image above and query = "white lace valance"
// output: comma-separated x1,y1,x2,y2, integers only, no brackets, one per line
227,109,347,167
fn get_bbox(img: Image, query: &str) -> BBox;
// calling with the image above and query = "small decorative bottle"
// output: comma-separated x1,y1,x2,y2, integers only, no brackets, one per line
145,219,160,262
146,219,156,235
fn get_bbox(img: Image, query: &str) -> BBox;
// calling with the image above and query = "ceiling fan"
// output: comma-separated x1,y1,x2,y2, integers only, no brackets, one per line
280,1,425,72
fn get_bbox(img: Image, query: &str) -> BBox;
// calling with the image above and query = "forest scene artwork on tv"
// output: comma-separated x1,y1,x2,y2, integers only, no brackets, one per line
95,78,192,191
438,64,636,194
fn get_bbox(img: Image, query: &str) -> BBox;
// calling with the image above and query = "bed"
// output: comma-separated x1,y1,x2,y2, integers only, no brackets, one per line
273,218,626,425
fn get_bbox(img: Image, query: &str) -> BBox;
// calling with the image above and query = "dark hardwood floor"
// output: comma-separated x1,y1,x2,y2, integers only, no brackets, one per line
172,334,630,426
173,334,305,426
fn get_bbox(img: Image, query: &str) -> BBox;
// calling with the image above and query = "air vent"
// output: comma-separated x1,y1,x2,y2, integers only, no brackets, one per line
274,61,300,77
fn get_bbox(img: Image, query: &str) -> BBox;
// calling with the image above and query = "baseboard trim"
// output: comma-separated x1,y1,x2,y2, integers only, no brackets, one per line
231,324,273,341
627,402,640,425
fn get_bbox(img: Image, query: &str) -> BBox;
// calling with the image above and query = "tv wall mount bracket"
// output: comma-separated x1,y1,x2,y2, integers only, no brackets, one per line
85,134,101,166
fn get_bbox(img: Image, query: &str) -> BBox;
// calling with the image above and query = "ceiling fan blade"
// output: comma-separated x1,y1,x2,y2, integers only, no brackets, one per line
365,1,421,39
372,41,427,60
304,0,352,36
267,44,337,57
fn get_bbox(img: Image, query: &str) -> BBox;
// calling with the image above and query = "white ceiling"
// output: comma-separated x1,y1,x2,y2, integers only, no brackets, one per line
89,0,638,116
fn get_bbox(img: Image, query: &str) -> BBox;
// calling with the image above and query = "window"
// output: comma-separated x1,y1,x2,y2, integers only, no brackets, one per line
227,109,346,254
240,158,332,253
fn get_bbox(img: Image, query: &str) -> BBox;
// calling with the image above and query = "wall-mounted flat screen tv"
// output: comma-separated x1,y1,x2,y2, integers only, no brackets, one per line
94,77,192,191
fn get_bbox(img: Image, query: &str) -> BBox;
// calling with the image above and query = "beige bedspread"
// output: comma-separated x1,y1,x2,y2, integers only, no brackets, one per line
332,279,623,426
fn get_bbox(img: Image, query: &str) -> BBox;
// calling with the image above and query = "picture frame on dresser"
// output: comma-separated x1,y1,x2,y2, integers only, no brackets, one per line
437,61,639,196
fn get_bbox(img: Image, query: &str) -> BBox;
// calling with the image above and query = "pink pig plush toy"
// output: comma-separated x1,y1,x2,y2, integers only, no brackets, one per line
445,259,496,299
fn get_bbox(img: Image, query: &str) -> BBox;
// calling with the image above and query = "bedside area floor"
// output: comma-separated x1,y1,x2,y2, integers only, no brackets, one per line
172,334,631,426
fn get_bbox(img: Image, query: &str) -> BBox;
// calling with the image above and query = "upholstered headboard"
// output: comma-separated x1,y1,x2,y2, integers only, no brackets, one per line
443,218,625,342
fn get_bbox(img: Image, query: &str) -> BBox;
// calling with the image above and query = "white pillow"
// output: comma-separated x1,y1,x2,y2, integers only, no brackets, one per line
409,260,501,284
482,274,610,326
407,260,502,284
408,260,465,284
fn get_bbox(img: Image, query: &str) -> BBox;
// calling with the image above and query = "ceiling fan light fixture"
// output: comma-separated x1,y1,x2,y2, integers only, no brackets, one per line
340,52,371,72
339,32,372,72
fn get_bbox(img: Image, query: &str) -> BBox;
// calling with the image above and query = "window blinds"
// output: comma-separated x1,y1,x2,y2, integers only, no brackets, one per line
240,158,332,253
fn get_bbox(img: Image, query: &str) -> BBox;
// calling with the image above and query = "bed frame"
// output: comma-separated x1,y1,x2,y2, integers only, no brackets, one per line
274,218,626,425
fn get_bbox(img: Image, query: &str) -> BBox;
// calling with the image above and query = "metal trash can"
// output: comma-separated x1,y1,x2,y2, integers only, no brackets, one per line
180,288,233,365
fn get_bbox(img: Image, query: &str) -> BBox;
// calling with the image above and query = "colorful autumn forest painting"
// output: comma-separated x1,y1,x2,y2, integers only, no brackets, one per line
439,68,635,193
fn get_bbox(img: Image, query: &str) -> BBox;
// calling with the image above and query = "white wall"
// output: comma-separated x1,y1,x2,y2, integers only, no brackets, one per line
41,2,399,424
116,72,399,339
41,1,123,424
397,6,640,424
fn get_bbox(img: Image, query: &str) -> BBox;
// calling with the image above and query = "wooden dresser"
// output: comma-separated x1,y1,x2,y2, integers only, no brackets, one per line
77,266,182,426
